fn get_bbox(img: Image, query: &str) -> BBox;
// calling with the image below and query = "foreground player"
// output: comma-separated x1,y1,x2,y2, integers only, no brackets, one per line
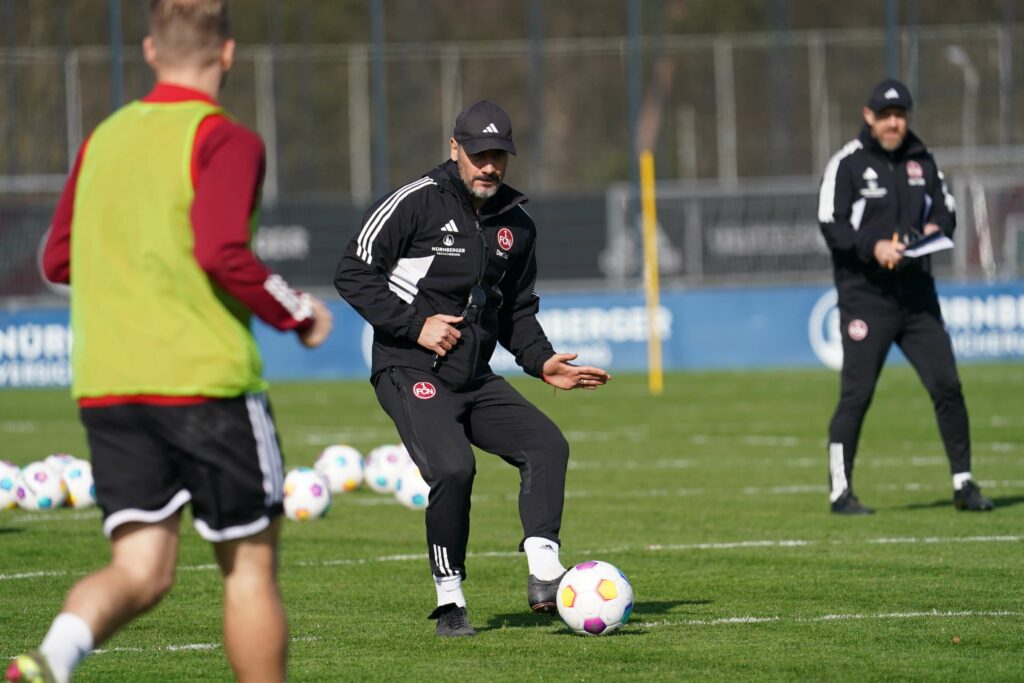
336,100,610,636
6,1,332,681
818,78,992,515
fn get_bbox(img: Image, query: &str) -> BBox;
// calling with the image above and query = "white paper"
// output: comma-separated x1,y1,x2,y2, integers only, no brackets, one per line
903,233,954,258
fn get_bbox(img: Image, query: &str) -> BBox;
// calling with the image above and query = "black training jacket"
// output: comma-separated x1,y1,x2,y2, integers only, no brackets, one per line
817,125,956,311
335,160,554,390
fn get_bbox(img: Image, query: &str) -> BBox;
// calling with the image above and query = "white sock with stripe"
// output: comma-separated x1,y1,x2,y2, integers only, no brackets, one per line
434,574,466,608
953,472,973,491
524,536,566,580
40,612,93,683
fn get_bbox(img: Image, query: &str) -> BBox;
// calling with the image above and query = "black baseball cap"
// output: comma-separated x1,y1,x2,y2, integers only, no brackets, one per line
866,78,913,112
452,100,517,155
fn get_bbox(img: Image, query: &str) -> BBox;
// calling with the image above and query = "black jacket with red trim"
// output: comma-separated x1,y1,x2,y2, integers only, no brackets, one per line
818,125,956,310
335,160,555,390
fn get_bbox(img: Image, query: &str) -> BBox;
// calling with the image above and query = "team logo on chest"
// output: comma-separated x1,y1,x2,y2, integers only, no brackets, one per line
497,227,514,252
412,381,437,399
860,167,887,199
906,160,925,186
847,319,869,341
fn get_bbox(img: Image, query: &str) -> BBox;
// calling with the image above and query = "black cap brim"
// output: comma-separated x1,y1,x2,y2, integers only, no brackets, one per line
459,137,517,155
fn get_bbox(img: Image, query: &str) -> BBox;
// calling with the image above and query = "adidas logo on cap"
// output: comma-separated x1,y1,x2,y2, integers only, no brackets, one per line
483,123,499,134
884,88,899,99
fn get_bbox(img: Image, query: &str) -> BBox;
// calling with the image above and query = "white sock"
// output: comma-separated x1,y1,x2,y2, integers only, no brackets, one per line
953,472,973,491
40,613,93,683
523,536,566,580
434,574,466,608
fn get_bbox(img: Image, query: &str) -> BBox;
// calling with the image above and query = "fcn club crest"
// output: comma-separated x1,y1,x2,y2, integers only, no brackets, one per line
497,228,514,251
848,319,869,341
412,381,436,399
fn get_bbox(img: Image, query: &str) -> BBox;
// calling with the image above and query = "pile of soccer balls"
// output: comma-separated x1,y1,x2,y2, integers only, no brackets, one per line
282,443,431,521
0,454,97,512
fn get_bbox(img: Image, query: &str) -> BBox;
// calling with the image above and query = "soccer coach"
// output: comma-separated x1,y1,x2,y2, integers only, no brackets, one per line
817,78,993,515
335,100,611,636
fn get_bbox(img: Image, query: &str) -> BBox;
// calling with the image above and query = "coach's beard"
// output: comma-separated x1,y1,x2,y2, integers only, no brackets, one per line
465,176,501,200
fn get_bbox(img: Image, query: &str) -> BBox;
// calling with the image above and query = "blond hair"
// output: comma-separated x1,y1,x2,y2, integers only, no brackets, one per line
148,0,230,66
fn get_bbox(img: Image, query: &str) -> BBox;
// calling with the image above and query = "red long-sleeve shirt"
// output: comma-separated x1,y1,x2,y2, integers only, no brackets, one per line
44,83,313,405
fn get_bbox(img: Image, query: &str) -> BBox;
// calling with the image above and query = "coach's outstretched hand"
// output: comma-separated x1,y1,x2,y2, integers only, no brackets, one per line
542,353,611,391
298,296,334,348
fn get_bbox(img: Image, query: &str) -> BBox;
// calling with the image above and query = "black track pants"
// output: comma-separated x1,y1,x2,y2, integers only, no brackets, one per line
374,366,569,580
828,305,971,496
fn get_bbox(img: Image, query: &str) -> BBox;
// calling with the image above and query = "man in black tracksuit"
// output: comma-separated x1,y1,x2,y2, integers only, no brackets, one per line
335,101,611,636
818,79,993,515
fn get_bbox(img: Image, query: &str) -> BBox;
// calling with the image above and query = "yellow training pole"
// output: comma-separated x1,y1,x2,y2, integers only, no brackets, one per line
639,150,663,396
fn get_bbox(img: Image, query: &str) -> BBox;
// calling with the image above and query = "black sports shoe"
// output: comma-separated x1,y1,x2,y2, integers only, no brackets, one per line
830,490,874,515
430,603,477,637
527,572,565,613
954,481,995,511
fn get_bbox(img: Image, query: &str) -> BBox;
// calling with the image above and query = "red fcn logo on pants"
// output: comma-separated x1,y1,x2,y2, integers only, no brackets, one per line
412,381,437,399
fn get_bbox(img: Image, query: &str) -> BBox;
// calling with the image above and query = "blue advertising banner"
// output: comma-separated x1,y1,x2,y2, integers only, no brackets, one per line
2,280,1023,388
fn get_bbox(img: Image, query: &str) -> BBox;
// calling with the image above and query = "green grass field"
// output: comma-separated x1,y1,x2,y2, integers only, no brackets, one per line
2,365,1023,681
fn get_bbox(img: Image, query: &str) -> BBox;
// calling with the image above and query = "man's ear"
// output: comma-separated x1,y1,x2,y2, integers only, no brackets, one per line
862,106,874,127
143,35,159,70
220,39,236,72
449,138,459,162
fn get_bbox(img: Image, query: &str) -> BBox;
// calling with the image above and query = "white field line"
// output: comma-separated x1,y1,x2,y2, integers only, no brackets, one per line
636,609,1023,629
7,477,1024,521
644,535,1023,552
2,636,321,660
4,535,1020,583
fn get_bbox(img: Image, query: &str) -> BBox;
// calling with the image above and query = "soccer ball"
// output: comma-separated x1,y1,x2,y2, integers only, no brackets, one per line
16,461,68,511
364,444,412,493
0,461,20,509
556,560,634,636
44,453,77,473
394,462,430,510
62,459,97,509
314,445,364,493
282,467,331,521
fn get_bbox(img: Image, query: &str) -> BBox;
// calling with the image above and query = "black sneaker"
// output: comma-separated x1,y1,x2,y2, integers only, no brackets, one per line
954,481,995,511
430,603,477,637
830,490,874,515
527,572,565,613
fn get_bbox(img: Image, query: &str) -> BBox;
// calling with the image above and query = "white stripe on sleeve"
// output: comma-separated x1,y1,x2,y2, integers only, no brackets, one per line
818,139,863,223
356,177,436,264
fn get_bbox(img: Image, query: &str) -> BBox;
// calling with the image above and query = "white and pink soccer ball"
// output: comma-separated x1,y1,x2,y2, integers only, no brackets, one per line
15,461,67,511
282,467,331,521
394,462,430,510
556,560,634,636
0,461,21,509
314,445,364,494
43,453,77,474
364,444,412,494
61,459,96,509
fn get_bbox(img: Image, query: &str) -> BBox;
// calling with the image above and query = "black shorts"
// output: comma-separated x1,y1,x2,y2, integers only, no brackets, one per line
80,393,285,542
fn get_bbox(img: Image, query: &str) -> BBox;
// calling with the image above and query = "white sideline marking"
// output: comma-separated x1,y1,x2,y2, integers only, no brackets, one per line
0,570,68,581
86,635,320,657
11,510,101,523
637,609,1023,629
646,540,812,551
645,535,1023,552
2,535,1021,582
0,421,38,432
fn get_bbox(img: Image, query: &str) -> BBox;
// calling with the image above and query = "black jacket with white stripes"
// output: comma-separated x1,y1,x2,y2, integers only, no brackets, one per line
335,160,555,390
818,125,956,310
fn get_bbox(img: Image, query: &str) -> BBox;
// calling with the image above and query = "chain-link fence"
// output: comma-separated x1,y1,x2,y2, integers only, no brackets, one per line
2,23,1022,298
